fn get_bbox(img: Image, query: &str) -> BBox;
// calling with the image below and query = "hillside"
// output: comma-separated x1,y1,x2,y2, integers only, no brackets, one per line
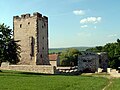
49,47,92,54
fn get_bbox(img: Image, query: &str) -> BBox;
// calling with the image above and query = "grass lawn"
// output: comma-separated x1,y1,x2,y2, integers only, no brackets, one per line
0,70,108,90
106,78,120,90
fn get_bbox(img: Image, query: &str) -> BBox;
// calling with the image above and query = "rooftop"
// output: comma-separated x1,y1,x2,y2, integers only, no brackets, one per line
49,54,58,61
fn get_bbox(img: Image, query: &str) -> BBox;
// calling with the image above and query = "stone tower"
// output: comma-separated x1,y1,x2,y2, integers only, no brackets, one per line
13,12,49,65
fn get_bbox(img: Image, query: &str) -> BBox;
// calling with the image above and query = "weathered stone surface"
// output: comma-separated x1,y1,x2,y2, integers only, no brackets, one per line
13,12,49,65
0,63,55,74
97,52,108,71
1,62,9,68
78,52,109,73
8,65,55,74
78,52,99,72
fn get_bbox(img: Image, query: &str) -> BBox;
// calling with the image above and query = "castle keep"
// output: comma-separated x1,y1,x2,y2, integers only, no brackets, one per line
13,12,49,65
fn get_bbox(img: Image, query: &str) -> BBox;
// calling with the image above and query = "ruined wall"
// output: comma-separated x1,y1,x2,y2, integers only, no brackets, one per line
50,61,57,67
78,52,99,72
78,52,109,72
97,52,108,71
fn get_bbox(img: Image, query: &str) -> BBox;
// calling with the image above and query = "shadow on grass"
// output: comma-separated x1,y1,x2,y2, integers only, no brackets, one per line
20,71,81,76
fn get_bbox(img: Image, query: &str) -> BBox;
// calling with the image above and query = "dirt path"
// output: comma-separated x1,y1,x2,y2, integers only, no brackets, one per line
102,77,113,90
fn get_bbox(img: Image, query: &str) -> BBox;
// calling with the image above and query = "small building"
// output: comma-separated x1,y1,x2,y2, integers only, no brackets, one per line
49,54,60,67
78,52,108,73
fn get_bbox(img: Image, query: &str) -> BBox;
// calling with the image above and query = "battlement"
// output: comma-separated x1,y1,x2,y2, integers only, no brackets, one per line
13,12,48,21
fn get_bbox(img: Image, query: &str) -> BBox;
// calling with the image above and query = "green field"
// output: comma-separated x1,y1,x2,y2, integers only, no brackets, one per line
0,70,108,90
106,78,120,90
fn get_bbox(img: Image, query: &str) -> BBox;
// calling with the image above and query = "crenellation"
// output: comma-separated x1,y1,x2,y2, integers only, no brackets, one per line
43,16,48,21
33,12,42,18
13,12,47,20
25,14,31,18
13,16,20,19
21,14,31,19
21,14,26,19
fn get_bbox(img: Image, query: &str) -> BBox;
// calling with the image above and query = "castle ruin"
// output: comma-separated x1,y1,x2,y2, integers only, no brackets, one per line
78,52,108,73
13,12,49,65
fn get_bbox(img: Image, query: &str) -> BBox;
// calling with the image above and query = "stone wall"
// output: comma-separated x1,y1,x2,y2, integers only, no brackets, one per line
50,61,57,67
78,52,109,73
78,52,99,72
37,15,49,65
97,52,108,71
0,62,55,74
13,13,37,65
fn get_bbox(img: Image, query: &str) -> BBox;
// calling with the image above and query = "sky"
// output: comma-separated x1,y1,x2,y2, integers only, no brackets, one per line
0,0,120,48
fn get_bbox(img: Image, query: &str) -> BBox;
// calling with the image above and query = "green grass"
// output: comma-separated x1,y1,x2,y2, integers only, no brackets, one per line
106,78,120,90
0,70,108,90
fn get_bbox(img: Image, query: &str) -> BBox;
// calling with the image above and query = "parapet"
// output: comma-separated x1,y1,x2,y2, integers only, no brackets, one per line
33,12,42,17
21,14,30,19
43,16,48,21
13,12,47,20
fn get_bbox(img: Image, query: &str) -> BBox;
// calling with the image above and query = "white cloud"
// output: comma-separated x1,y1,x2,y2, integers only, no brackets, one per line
80,17,102,24
108,34,117,37
81,25,88,28
73,10,85,16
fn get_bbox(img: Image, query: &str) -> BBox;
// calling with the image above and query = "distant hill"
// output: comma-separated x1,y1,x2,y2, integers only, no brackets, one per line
49,47,93,54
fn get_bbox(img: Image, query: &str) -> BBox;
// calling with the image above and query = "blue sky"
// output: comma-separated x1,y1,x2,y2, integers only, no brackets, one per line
0,0,120,48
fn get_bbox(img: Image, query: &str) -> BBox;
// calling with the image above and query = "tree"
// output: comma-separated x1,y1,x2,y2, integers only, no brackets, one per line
86,46,103,53
0,23,20,64
60,48,81,66
117,39,120,43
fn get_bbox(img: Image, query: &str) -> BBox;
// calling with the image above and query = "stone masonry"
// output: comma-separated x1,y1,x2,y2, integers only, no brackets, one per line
13,12,49,65
0,62,55,74
78,52,99,72
78,52,108,73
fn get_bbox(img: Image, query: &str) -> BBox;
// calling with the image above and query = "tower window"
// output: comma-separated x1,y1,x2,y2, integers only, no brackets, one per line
29,36,34,57
20,24,22,28
43,37,44,39
83,60,87,62
42,47,44,50
40,54,43,58
28,22,30,25
44,23,46,27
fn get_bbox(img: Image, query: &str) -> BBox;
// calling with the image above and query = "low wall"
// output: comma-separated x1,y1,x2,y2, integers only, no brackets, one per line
0,62,55,74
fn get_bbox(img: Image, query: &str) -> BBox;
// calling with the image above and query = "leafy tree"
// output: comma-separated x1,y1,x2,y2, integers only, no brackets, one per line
117,39,120,43
60,48,81,66
0,23,20,64
86,46,103,53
